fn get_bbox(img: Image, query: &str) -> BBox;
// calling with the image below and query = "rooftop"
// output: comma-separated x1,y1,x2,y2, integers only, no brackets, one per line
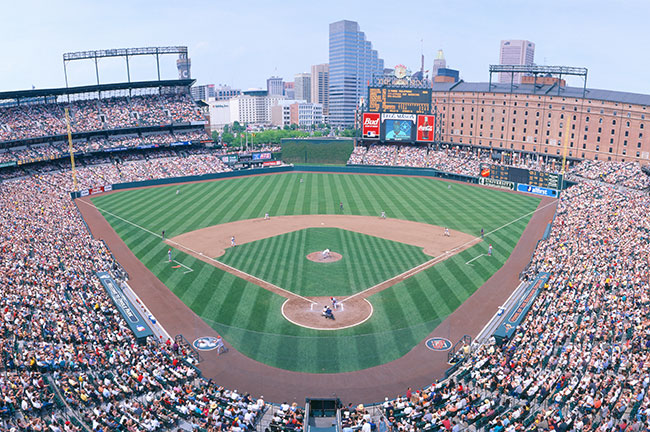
431,81,650,107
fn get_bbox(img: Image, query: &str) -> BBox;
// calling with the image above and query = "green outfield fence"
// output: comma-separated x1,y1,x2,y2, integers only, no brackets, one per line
70,164,482,199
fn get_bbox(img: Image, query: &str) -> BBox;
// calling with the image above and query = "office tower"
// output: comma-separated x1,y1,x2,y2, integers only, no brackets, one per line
329,20,384,127
499,40,535,84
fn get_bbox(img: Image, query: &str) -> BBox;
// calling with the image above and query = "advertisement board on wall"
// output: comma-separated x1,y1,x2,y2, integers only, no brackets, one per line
517,183,559,197
252,152,272,160
362,113,381,139
416,115,435,142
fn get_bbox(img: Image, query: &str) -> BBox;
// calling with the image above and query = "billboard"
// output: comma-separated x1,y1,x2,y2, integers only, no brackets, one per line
381,113,416,142
369,87,431,114
416,115,435,142
362,113,381,139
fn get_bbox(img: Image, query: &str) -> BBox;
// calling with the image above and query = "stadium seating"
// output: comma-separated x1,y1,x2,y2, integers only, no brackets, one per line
348,143,650,190
0,94,204,143
1,94,649,431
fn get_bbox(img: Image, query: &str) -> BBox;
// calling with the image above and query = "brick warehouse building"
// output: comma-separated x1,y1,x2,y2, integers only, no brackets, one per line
431,81,650,163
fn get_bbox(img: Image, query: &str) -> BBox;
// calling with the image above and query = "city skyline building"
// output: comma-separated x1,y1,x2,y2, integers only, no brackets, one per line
432,49,446,77
266,76,284,96
499,40,535,84
328,20,384,127
311,63,329,118
294,73,312,103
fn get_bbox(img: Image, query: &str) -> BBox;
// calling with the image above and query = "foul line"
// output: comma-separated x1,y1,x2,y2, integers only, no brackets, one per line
78,194,558,308
76,198,317,305
465,254,485,265
173,259,194,274
340,197,559,305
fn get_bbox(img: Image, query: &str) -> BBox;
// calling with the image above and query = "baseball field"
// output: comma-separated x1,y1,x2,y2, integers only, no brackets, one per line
90,172,540,373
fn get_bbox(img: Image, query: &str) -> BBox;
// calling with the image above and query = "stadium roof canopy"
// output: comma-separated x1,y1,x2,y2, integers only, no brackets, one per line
0,79,196,102
431,81,650,107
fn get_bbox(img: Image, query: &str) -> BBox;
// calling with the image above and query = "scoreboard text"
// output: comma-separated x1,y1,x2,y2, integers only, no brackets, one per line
482,164,562,190
368,87,431,114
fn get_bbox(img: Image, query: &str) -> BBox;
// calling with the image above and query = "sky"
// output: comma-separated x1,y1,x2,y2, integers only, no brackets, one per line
2,0,650,94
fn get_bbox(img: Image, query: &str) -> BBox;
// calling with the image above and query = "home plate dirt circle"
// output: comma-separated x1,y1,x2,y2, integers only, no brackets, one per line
306,251,343,263
282,296,373,330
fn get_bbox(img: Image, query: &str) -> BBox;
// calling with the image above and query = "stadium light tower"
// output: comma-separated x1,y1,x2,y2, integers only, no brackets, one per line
62,46,189,87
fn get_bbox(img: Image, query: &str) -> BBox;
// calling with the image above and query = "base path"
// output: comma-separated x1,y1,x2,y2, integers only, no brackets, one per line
169,214,477,258
167,215,479,329
76,191,557,404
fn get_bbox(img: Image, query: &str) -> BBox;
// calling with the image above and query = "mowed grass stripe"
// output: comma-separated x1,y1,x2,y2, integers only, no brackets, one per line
93,172,542,373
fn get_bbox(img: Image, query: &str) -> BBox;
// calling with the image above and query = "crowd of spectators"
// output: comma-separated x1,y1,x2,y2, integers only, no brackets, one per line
349,144,650,190
0,130,211,165
567,160,650,190
375,178,650,431
0,150,264,430
0,93,204,143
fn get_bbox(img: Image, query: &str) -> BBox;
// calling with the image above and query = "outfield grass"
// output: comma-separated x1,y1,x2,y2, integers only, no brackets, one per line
221,227,430,297
92,172,540,373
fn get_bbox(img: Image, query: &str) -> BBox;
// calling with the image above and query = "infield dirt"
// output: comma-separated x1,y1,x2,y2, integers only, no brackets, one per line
166,215,480,329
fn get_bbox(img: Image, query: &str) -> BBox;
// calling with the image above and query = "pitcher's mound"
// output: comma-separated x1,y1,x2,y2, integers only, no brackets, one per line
307,251,342,263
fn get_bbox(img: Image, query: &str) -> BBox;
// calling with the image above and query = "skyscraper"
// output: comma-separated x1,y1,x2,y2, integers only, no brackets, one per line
311,63,329,118
432,49,446,78
328,20,384,127
499,40,535,84
266,76,284,96
294,73,312,102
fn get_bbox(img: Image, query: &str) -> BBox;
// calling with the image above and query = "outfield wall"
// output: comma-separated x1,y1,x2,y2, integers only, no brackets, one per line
71,163,562,199
70,165,293,199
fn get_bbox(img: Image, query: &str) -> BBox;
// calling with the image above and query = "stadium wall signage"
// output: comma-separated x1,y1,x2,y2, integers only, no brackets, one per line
478,177,515,190
96,271,153,341
516,183,559,197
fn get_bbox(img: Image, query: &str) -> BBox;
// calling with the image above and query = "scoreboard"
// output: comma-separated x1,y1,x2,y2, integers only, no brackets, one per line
482,164,562,190
368,87,431,114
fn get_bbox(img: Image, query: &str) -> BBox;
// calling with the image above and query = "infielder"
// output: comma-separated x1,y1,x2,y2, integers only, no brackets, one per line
444,228,450,237
231,236,236,247
381,211,386,219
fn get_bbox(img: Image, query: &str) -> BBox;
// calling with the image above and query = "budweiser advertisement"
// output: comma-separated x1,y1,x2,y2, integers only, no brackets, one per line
362,113,380,139
416,115,435,142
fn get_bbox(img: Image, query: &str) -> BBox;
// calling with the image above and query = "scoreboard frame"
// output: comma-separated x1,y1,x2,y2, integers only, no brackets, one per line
368,86,432,115
480,164,562,190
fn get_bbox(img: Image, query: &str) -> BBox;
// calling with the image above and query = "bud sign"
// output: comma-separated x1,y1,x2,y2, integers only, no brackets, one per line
362,113,381,139
416,115,435,142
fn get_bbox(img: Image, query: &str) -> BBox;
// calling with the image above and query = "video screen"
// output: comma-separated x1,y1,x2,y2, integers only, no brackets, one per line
384,119,413,141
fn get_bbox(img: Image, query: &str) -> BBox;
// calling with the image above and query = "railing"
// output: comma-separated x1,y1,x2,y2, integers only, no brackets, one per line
174,334,202,363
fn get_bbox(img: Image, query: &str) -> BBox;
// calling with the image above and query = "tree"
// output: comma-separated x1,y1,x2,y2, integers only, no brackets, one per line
221,132,235,145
